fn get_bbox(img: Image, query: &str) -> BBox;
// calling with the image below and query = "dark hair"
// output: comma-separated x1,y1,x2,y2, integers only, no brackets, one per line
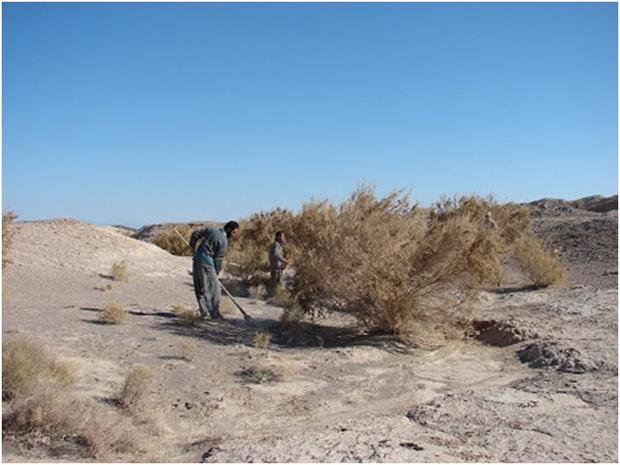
275,230,284,240
224,221,239,236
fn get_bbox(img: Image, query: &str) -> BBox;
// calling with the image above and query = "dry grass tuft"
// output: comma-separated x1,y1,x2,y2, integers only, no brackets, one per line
252,330,272,349
100,302,128,324
110,260,129,282
270,287,297,309
152,225,192,256
3,338,75,401
171,304,200,326
95,283,113,292
117,367,152,413
513,234,567,288
177,341,198,362
237,366,281,384
3,341,157,460
3,211,17,269
279,306,306,332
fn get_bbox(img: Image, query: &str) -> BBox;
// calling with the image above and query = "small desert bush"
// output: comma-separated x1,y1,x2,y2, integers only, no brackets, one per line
117,367,152,413
171,304,200,326
513,234,567,288
100,302,128,324
110,260,129,281
3,338,75,401
3,210,17,269
252,330,272,349
152,225,192,256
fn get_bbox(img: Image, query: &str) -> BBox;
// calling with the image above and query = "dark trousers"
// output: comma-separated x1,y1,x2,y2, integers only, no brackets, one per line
268,268,283,296
192,260,221,318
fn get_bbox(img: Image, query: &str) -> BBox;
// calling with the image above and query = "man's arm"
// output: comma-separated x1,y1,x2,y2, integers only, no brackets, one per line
213,236,227,275
189,228,208,252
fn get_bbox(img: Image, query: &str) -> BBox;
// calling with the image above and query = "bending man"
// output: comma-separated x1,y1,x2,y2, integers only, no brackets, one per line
189,221,240,319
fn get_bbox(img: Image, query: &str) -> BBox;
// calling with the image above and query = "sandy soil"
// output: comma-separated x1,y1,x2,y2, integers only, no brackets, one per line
2,199,617,462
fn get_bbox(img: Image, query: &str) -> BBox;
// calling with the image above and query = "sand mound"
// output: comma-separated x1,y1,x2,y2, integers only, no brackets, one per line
9,218,187,276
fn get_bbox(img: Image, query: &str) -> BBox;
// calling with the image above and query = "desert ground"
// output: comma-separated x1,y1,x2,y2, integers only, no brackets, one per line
2,196,617,462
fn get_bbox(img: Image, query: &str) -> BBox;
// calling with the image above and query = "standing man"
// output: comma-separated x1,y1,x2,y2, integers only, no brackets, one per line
189,221,240,320
268,231,289,296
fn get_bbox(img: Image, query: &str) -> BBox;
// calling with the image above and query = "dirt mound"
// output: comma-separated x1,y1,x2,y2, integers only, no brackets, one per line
133,221,221,242
528,198,585,218
528,194,617,217
524,196,617,288
570,195,618,213
517,341,601,374
472,319,537,347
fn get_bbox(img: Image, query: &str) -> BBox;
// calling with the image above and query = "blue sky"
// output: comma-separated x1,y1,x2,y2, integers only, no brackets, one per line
3,2,617,227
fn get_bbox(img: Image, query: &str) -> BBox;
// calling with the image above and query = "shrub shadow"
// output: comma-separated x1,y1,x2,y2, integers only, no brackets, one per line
151,314,411,354
487,285,540,294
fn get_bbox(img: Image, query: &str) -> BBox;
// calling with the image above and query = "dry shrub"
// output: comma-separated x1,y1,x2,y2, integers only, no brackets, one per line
513,234,567,287
110,260,129,281
152,225,192,256
252,330,272,349
288,187,531,340
100,302,128,324
3,211,17,269
171,304,200,326
3,338,75,401
117,367,151,412
225,208,295,283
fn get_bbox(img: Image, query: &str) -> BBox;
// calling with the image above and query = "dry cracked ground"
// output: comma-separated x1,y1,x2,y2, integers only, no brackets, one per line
2,196,618,462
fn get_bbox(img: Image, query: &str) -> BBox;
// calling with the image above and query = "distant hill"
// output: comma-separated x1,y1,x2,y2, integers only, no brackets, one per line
133,221,223,242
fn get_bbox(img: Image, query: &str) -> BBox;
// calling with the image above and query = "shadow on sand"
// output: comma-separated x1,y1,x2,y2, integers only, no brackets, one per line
78,305,411,353
151,315,412,354
485,285,540,294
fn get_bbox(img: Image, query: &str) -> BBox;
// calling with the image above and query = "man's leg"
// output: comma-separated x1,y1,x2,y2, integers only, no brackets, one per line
268,268,275,296
204,266,222,319
193,260,210,318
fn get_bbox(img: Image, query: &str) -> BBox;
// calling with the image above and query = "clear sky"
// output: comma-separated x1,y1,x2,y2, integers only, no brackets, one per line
3,2,617,227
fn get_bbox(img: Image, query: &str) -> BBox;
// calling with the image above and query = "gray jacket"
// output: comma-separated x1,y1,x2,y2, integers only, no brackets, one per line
269,241,286,270
190,227,228,274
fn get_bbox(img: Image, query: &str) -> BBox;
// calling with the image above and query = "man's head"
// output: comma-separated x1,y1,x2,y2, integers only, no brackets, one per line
275,231,286,244
224,221,240,240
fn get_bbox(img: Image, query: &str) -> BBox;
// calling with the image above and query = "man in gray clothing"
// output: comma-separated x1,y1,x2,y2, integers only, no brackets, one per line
268,231,289,296
189,221,240,319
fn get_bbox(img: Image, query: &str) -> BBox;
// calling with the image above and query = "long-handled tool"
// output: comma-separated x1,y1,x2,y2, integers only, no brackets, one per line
173,227,254,322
